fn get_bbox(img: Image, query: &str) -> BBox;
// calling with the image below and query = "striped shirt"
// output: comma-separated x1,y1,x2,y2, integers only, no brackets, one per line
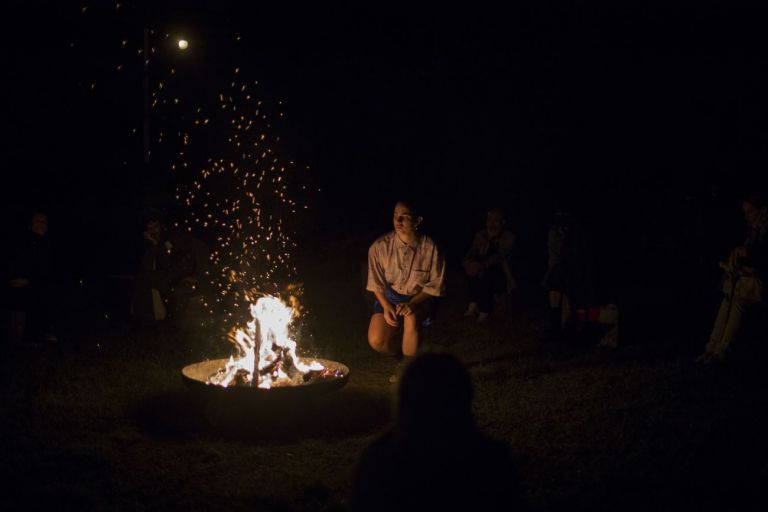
367,231,446,297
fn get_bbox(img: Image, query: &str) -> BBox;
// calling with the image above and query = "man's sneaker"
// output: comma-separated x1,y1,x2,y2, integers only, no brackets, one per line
463,302,478,317
389,355,413,384
477,312,489,323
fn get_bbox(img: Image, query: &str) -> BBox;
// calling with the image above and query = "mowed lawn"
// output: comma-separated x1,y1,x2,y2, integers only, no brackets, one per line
3,263,768,511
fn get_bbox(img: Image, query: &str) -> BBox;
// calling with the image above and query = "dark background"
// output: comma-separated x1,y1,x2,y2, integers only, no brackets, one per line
5,5,768,508
3,1,768,342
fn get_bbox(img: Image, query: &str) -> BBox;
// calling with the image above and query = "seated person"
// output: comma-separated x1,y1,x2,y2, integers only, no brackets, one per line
5,210,57,344
541,210,595,336
132,211,174,326
366,200,446,383
696,193,767,364
164,228,210,321
462,208,516,322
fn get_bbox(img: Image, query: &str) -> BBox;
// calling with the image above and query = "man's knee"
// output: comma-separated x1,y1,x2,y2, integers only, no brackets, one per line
368,329,393,352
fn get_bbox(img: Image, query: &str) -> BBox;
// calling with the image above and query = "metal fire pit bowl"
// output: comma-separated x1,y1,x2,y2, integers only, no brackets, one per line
181,358,349,402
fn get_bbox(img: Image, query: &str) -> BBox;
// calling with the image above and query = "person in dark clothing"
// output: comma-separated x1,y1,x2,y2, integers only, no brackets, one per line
132,212,175,326
4,211,57,344
351,351,526,511
462,208,517,322
164,228,211,322
696,193,768,364
541,211,595,336
132,211,211,327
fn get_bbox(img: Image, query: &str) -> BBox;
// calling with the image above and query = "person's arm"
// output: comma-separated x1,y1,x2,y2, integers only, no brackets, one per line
463,233,487,278
482,230,515,269
367,241,398,326
463,232,482,262
420,243,446,297
374,290,399,326
395,291,433,317
399,242,446,317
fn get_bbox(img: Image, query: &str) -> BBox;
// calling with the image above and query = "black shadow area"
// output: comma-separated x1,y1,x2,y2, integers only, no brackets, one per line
131,385,391,444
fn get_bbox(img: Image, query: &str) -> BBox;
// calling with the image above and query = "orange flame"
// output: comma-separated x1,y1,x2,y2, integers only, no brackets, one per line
209,295,323,388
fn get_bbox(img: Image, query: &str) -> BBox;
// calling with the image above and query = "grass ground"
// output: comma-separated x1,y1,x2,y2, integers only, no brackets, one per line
3,264,768,511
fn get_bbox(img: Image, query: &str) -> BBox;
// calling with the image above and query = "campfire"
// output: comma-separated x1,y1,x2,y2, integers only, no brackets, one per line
182,295,348,395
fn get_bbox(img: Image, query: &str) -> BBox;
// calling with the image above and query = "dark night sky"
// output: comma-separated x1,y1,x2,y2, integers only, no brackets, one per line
3,1,768,279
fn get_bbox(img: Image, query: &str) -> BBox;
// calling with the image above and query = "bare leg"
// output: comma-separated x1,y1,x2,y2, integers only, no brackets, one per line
705,296,731,355
368,313,399,354
402,313,421,356
401,301,432,356
706,294,750,357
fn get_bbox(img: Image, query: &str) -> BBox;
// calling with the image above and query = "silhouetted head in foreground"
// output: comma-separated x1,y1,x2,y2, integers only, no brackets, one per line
351,351,526,511
395,350,474,437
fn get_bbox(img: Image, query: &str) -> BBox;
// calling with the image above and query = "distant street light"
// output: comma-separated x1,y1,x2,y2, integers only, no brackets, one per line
143,29,190,163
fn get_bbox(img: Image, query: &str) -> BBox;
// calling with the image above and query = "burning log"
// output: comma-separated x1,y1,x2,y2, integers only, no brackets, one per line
182,357,349,398
210,343,318,388
204,295,336,389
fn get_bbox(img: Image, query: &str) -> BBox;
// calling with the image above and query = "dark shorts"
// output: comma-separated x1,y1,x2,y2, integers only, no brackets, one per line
373,287,412,314
373,288,434,327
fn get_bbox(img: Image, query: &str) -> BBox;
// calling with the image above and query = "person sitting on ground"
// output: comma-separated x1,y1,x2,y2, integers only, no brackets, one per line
462,208,517,322
132,210,175,327
4,210,57,344
163,226,210,322
541,210,595,338
366,200,446,383
695,193,768,364
351,351,526,511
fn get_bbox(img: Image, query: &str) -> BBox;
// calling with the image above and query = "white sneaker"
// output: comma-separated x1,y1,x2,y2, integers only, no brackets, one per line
477,312,489,323
464,302,478,317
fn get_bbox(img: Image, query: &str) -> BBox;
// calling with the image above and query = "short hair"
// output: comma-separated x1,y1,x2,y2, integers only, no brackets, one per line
141,208,164,229
27,209,48,221
394,199,421,217
487,208,506,220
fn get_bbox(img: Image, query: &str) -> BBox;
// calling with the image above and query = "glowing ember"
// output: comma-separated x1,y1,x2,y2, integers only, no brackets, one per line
208,295,325,388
